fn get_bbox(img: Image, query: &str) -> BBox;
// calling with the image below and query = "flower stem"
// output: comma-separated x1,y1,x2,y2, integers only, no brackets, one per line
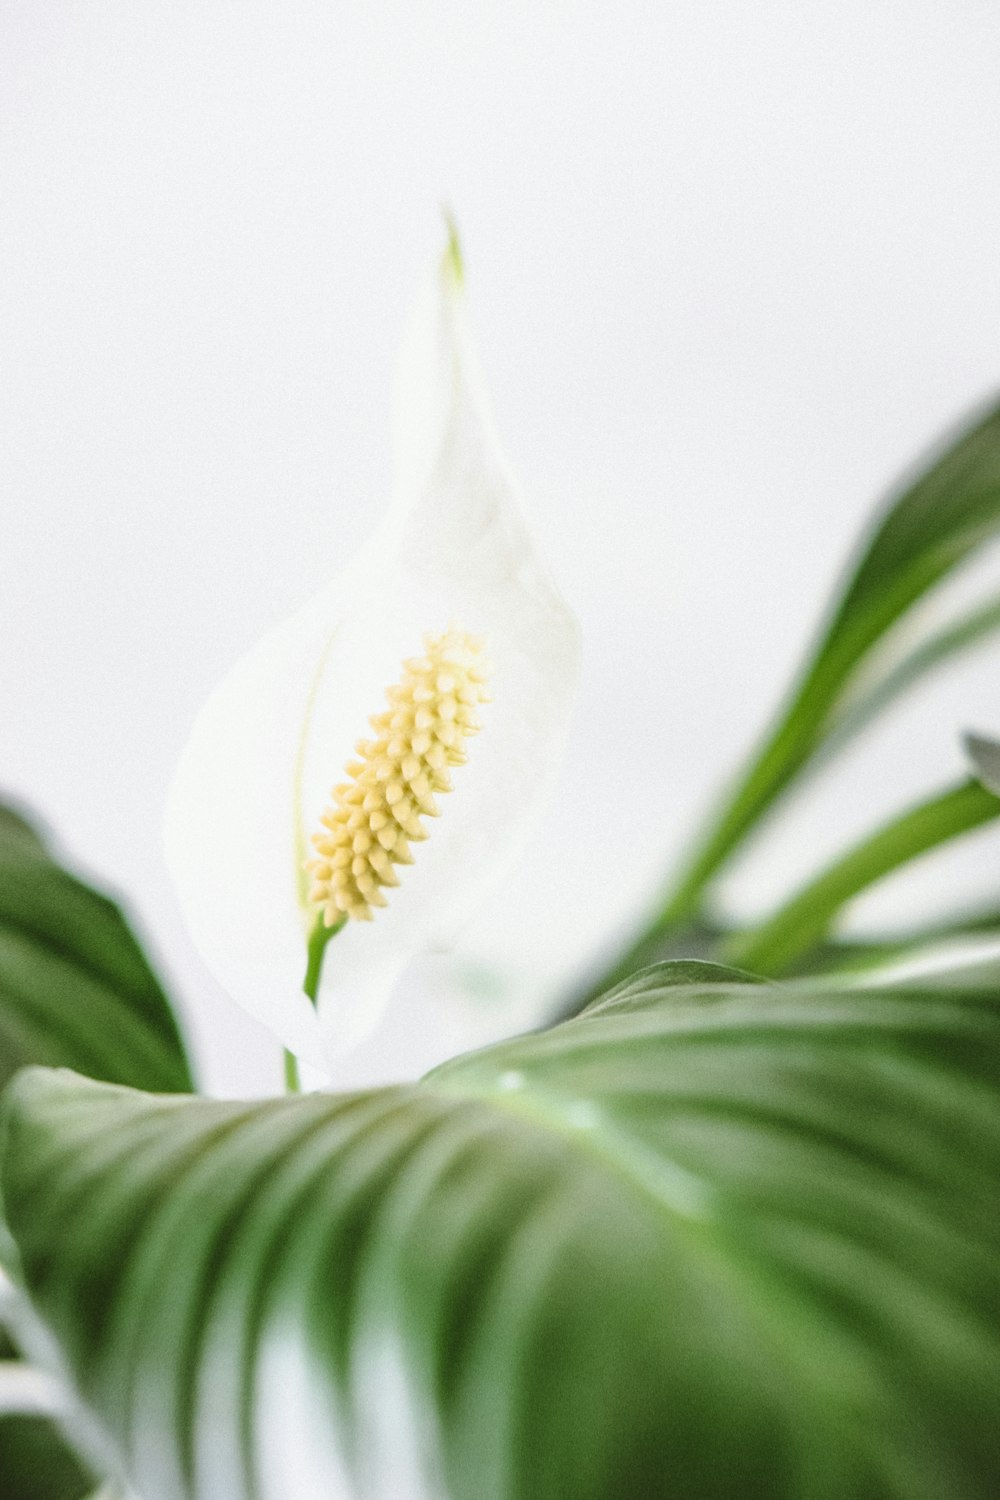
303,913,346,1005
283,1049,301,1094
284,914,347,1096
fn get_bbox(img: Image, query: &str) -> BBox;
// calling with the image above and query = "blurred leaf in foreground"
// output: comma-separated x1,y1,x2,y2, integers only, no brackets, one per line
3,963,999,1500
0,799,192,1096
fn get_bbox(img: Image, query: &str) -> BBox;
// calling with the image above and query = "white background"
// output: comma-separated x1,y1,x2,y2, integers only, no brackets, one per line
2,0,999,1094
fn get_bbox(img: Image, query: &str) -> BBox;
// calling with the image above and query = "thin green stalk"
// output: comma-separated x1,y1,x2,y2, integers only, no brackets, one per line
303,914,344,1005
725,778,1000,976
283,914,346,1095
283,1049,301,1094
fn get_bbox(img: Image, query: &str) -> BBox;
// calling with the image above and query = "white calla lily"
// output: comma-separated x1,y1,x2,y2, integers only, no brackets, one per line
164,232,579,1072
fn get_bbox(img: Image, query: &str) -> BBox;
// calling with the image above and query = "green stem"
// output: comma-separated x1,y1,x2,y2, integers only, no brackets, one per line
725,778,1000,976
283,1049,301,1094
303,914,344,1005
283,914,347,1096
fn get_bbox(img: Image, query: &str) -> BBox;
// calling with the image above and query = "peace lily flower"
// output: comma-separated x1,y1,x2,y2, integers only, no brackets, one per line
164,231,580,1073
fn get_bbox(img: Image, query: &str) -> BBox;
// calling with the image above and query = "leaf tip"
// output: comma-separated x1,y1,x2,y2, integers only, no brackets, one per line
965,731,1000,797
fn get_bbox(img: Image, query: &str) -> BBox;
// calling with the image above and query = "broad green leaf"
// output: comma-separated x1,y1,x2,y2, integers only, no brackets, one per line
0,801,192,1094
0,806,47,857
0,1412,94,1500
727,777,1000,975
4,964,1000,1500
966,732,1000,796
0,808,191,1500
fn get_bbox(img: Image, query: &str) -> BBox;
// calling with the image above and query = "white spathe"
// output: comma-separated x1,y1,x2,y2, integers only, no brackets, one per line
164,238,580,1072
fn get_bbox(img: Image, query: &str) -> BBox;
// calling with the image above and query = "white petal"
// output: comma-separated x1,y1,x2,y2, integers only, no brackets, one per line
165,238,579,1072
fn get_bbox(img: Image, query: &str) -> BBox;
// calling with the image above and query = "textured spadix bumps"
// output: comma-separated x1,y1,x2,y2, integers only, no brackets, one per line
308,628,492,922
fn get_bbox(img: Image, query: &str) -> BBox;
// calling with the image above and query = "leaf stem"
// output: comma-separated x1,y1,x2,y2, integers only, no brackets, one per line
726,778,1000,976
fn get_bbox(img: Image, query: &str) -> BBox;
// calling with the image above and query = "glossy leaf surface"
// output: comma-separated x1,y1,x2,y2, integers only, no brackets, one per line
4,964,999,1500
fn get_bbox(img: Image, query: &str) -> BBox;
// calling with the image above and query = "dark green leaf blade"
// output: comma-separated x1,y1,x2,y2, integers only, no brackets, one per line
837,398,1000,623
665,398,1000,921
819,592,1000,759
0,1412,94,1500
727,777,1000,975
0,801,189,1497
577,400,1000,1014
780,902,1000,979
4,967,1000,1500
0,801,192,1094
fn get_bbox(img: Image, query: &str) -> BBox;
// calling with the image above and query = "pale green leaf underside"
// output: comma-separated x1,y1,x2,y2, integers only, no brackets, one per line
3,965,999,1500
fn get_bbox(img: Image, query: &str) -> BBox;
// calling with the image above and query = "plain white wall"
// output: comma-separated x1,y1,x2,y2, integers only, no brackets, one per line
2,0,999,1094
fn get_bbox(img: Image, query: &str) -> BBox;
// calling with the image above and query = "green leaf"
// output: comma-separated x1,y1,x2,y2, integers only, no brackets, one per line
4,965,1000,1500
0,806,47,857
727,777,1000,975
672,399,1000,921
0,801,192,1095
576,399,1000,1013
817,592,1000,762
1,1310,95,1500
0,1412,94,1500
0,802,188,1500
779,902,1000,980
